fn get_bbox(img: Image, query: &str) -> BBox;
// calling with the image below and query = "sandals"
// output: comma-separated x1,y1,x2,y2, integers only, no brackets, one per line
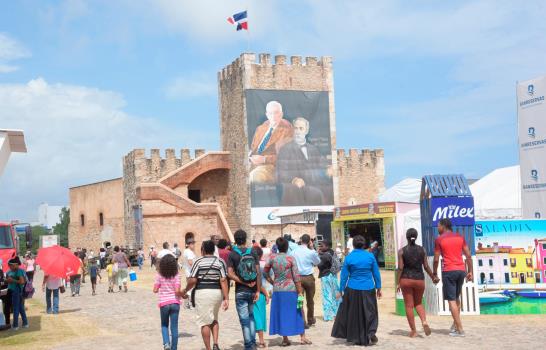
281,340,291,347
257,343,267,348
301,338,312,345
423,324,431,336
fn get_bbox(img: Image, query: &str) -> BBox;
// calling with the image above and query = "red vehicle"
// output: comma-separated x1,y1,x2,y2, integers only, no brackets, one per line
0,221,18,271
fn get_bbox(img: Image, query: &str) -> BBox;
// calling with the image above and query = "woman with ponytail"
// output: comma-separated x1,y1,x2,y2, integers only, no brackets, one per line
396,228,438,338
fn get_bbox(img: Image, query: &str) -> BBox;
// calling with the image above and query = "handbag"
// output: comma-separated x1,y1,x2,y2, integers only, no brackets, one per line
59,285,66,294
190,257,218,308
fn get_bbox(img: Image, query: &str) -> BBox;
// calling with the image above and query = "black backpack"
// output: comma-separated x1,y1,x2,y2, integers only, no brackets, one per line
330,252,342,275
234,247,257,282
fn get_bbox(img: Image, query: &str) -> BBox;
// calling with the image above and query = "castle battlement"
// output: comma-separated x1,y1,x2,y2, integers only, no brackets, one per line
218,53,332,84
337,148,384,167
124,148,207,183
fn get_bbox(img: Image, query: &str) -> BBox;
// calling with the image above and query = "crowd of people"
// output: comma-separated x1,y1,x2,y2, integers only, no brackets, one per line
0,217,474,348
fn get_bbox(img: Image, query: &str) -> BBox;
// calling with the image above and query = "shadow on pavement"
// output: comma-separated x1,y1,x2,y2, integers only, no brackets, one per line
0,315,42,338
57,308,82,314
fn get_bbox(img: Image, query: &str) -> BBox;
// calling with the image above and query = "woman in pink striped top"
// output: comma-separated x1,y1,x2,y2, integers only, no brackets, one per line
153,254,184,350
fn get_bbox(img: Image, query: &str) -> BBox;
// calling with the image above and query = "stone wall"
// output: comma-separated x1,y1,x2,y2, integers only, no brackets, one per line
123,148,206,247
218,53,337,235
337,149,385,205
68,178,124,249
141,212,219,253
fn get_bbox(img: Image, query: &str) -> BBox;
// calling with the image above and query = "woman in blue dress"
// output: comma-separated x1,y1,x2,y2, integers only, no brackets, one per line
264,237,312,347
331,235,382,346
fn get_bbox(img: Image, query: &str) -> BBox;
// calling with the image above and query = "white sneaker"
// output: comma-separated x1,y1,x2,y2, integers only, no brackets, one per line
22,324,29,329
12,327,19,331
449,330,465,337
163,344,171,350
450,323,457,332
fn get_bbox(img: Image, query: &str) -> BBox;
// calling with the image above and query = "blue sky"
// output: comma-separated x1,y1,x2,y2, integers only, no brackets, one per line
1,0,546,221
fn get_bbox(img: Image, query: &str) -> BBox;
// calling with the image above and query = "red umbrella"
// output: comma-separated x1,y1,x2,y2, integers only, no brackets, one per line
36,245,81,279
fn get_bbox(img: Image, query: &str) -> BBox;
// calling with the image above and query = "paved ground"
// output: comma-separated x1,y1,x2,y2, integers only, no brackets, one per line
2,268,545,349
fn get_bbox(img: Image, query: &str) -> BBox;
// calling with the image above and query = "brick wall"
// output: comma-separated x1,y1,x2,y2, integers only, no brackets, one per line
337,149,385,205
68,178,125,250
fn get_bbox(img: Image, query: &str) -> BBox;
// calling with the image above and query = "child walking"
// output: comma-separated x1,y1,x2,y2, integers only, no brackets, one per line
153,254,183,350
89,258,102,296
106,259,115,293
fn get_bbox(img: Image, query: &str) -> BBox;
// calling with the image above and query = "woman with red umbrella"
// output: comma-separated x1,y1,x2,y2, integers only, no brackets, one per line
36,245,83,298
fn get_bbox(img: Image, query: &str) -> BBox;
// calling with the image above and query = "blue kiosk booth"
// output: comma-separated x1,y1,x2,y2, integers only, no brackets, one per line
420,175,480,315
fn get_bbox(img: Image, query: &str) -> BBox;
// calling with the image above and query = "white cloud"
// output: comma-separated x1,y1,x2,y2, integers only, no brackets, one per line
0,78,215,221
165,73,217,99
0,32,31,73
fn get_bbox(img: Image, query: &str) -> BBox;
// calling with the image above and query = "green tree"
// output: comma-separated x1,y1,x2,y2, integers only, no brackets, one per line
53,207,70,248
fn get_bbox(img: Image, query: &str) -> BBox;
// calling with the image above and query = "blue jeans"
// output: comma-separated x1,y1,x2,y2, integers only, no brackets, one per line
12,291,28,328
46,288,60,314
235,291,256,350
137,257,143,270
160,303,180,350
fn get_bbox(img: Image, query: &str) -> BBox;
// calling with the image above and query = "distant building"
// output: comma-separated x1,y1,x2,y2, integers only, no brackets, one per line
509,247,535,284
38,203,64,229
536,238,546,283
476,244,511,285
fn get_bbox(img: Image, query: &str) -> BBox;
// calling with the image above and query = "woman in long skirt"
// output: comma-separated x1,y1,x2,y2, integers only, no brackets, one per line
332,235,382,346
318,240,340,321
264,237,312,347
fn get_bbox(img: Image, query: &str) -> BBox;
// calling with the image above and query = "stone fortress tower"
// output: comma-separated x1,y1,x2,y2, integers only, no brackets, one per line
219,53,385,236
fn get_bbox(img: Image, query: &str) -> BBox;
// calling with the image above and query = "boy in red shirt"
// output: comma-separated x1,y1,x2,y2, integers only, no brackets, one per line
433,218,473,337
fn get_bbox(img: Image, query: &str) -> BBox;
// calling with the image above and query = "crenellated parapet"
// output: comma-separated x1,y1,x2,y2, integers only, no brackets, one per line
218,53,333,91
336,148,385,205
123,148,207,184
336,149,384,174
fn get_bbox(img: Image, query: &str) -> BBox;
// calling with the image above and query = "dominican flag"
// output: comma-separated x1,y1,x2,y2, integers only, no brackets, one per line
227,11,248,31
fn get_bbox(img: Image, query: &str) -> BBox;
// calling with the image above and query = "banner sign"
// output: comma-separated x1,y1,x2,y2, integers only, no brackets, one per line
245,90,334,225
334,202,396,219
517,76,546,219
41,235,58,248
430,197,475,226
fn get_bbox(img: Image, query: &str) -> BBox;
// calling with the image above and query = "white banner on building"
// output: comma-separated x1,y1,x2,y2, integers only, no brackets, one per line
41,234,58,248
251,206,333,225
517,76,546,219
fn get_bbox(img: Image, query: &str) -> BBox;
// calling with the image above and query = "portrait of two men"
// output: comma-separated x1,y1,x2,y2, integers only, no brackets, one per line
245,90,334,208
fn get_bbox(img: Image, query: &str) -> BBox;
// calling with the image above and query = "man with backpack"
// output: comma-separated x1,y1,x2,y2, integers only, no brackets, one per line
227,229,262,350
292,234,320,328
318,240,341,321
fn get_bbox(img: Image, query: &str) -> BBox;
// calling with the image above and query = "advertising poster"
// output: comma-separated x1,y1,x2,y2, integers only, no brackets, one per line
245,90,334,225
474,220,546,314
517,76,546,219
41,234,58,248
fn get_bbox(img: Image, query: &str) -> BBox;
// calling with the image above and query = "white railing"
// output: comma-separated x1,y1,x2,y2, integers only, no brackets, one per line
424,256,480,316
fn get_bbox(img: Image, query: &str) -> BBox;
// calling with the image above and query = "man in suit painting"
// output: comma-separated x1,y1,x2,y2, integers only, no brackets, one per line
276,117,333,206
249,101,294,184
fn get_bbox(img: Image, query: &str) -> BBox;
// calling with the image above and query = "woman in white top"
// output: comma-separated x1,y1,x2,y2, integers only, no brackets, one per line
42,274,63,314
25,253,35,281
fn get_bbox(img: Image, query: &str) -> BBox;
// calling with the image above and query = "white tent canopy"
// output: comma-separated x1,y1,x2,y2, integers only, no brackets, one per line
378,178,421,203
469,165,521,219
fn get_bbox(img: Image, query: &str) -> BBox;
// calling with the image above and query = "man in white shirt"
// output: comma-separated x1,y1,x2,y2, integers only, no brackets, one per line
182,239,196,309
292,234,320,327
157,241,175,259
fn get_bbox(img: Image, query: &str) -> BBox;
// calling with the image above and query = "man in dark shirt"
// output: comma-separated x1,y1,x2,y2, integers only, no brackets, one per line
227,230,261,350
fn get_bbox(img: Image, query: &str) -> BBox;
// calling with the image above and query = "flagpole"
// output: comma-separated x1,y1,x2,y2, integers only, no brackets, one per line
246,8,250,53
